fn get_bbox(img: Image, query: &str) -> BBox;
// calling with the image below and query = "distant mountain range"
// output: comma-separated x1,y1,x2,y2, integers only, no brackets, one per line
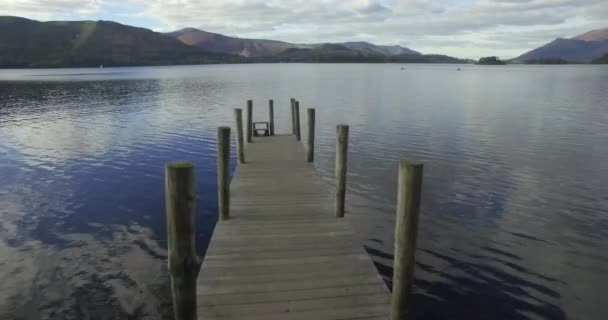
0,16,463,68
1,15,606,68
513,27,608,63
165,28,294,57
164,28,420,57
0,16,239,68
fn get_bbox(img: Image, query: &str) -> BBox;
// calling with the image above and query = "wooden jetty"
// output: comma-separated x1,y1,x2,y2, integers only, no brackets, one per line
198,134,390,319
165,99,424,320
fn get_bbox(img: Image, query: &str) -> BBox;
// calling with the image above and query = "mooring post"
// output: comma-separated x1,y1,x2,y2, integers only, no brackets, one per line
335,124,349,217
290,98,296,134
234,109,245,164
217,126,231,221
246,100,253,143
165,161,199,320
306,108,315,162
269,99,275,136
390,161,424,320
295,101,301,141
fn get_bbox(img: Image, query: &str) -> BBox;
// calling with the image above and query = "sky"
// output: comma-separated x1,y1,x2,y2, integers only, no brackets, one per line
1,0,607,59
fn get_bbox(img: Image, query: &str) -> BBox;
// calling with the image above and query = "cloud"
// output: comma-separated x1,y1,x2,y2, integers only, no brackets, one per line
136,0,607,58
0,0,99,20
0,163,170,318
349,0,392,14
1,0,607,58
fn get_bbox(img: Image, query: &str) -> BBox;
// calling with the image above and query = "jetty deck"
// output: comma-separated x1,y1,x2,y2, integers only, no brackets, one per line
196,134,391,319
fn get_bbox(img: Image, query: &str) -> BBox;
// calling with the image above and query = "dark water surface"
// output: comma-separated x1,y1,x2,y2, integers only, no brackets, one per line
1,64,607,319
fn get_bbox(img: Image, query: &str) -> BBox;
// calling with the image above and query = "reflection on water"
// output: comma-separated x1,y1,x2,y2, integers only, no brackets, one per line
1,64,607,319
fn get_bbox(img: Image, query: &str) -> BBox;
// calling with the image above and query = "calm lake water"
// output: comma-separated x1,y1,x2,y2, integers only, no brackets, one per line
1,64,607,320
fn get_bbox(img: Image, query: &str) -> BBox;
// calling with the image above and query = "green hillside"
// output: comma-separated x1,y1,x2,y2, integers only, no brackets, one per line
287,44,386,62
388,54,467,63
0,16,240,68
249,44,468,63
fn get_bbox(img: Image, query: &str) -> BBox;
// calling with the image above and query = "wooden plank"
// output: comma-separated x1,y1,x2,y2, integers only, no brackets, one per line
198,293,390,317
199,275,384,295
198,265,386,285
196,135,390,319
199,258,379,278
197,305,388,320
198,284,388,306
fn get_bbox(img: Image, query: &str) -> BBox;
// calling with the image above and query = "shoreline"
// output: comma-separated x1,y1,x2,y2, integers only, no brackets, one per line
1,61,606,71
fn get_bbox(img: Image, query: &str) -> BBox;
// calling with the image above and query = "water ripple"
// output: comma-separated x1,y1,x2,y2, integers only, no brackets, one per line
1,64,607,319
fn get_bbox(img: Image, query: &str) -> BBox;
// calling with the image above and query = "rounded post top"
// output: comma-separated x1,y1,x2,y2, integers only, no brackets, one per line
218,126,231,132
337,124,349,129
166,161,194,170
399,160,423,167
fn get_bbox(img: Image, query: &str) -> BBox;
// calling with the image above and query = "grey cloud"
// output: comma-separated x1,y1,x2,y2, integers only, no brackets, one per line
582,1,608,19
353,1,392,14
0,0,98,19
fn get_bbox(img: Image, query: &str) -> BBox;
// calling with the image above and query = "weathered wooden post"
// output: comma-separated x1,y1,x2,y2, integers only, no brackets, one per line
269,99,275,136
246,100,253,143
295,101,301,141
335,124,349,217
290,98,296,134
306,108,315,162
217,126,231,221
234,109,245,164
390,161,424,320
165,161,199,320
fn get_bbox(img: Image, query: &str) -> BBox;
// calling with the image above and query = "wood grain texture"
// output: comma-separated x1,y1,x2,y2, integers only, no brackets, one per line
268,100,275,136
390,161,423,320
246,100,253,143
295,101,301,141
166,162,199,320
234,109,245,164
306,108,315,163
335,125,349,218
197,135,390,320
217,126,231,221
